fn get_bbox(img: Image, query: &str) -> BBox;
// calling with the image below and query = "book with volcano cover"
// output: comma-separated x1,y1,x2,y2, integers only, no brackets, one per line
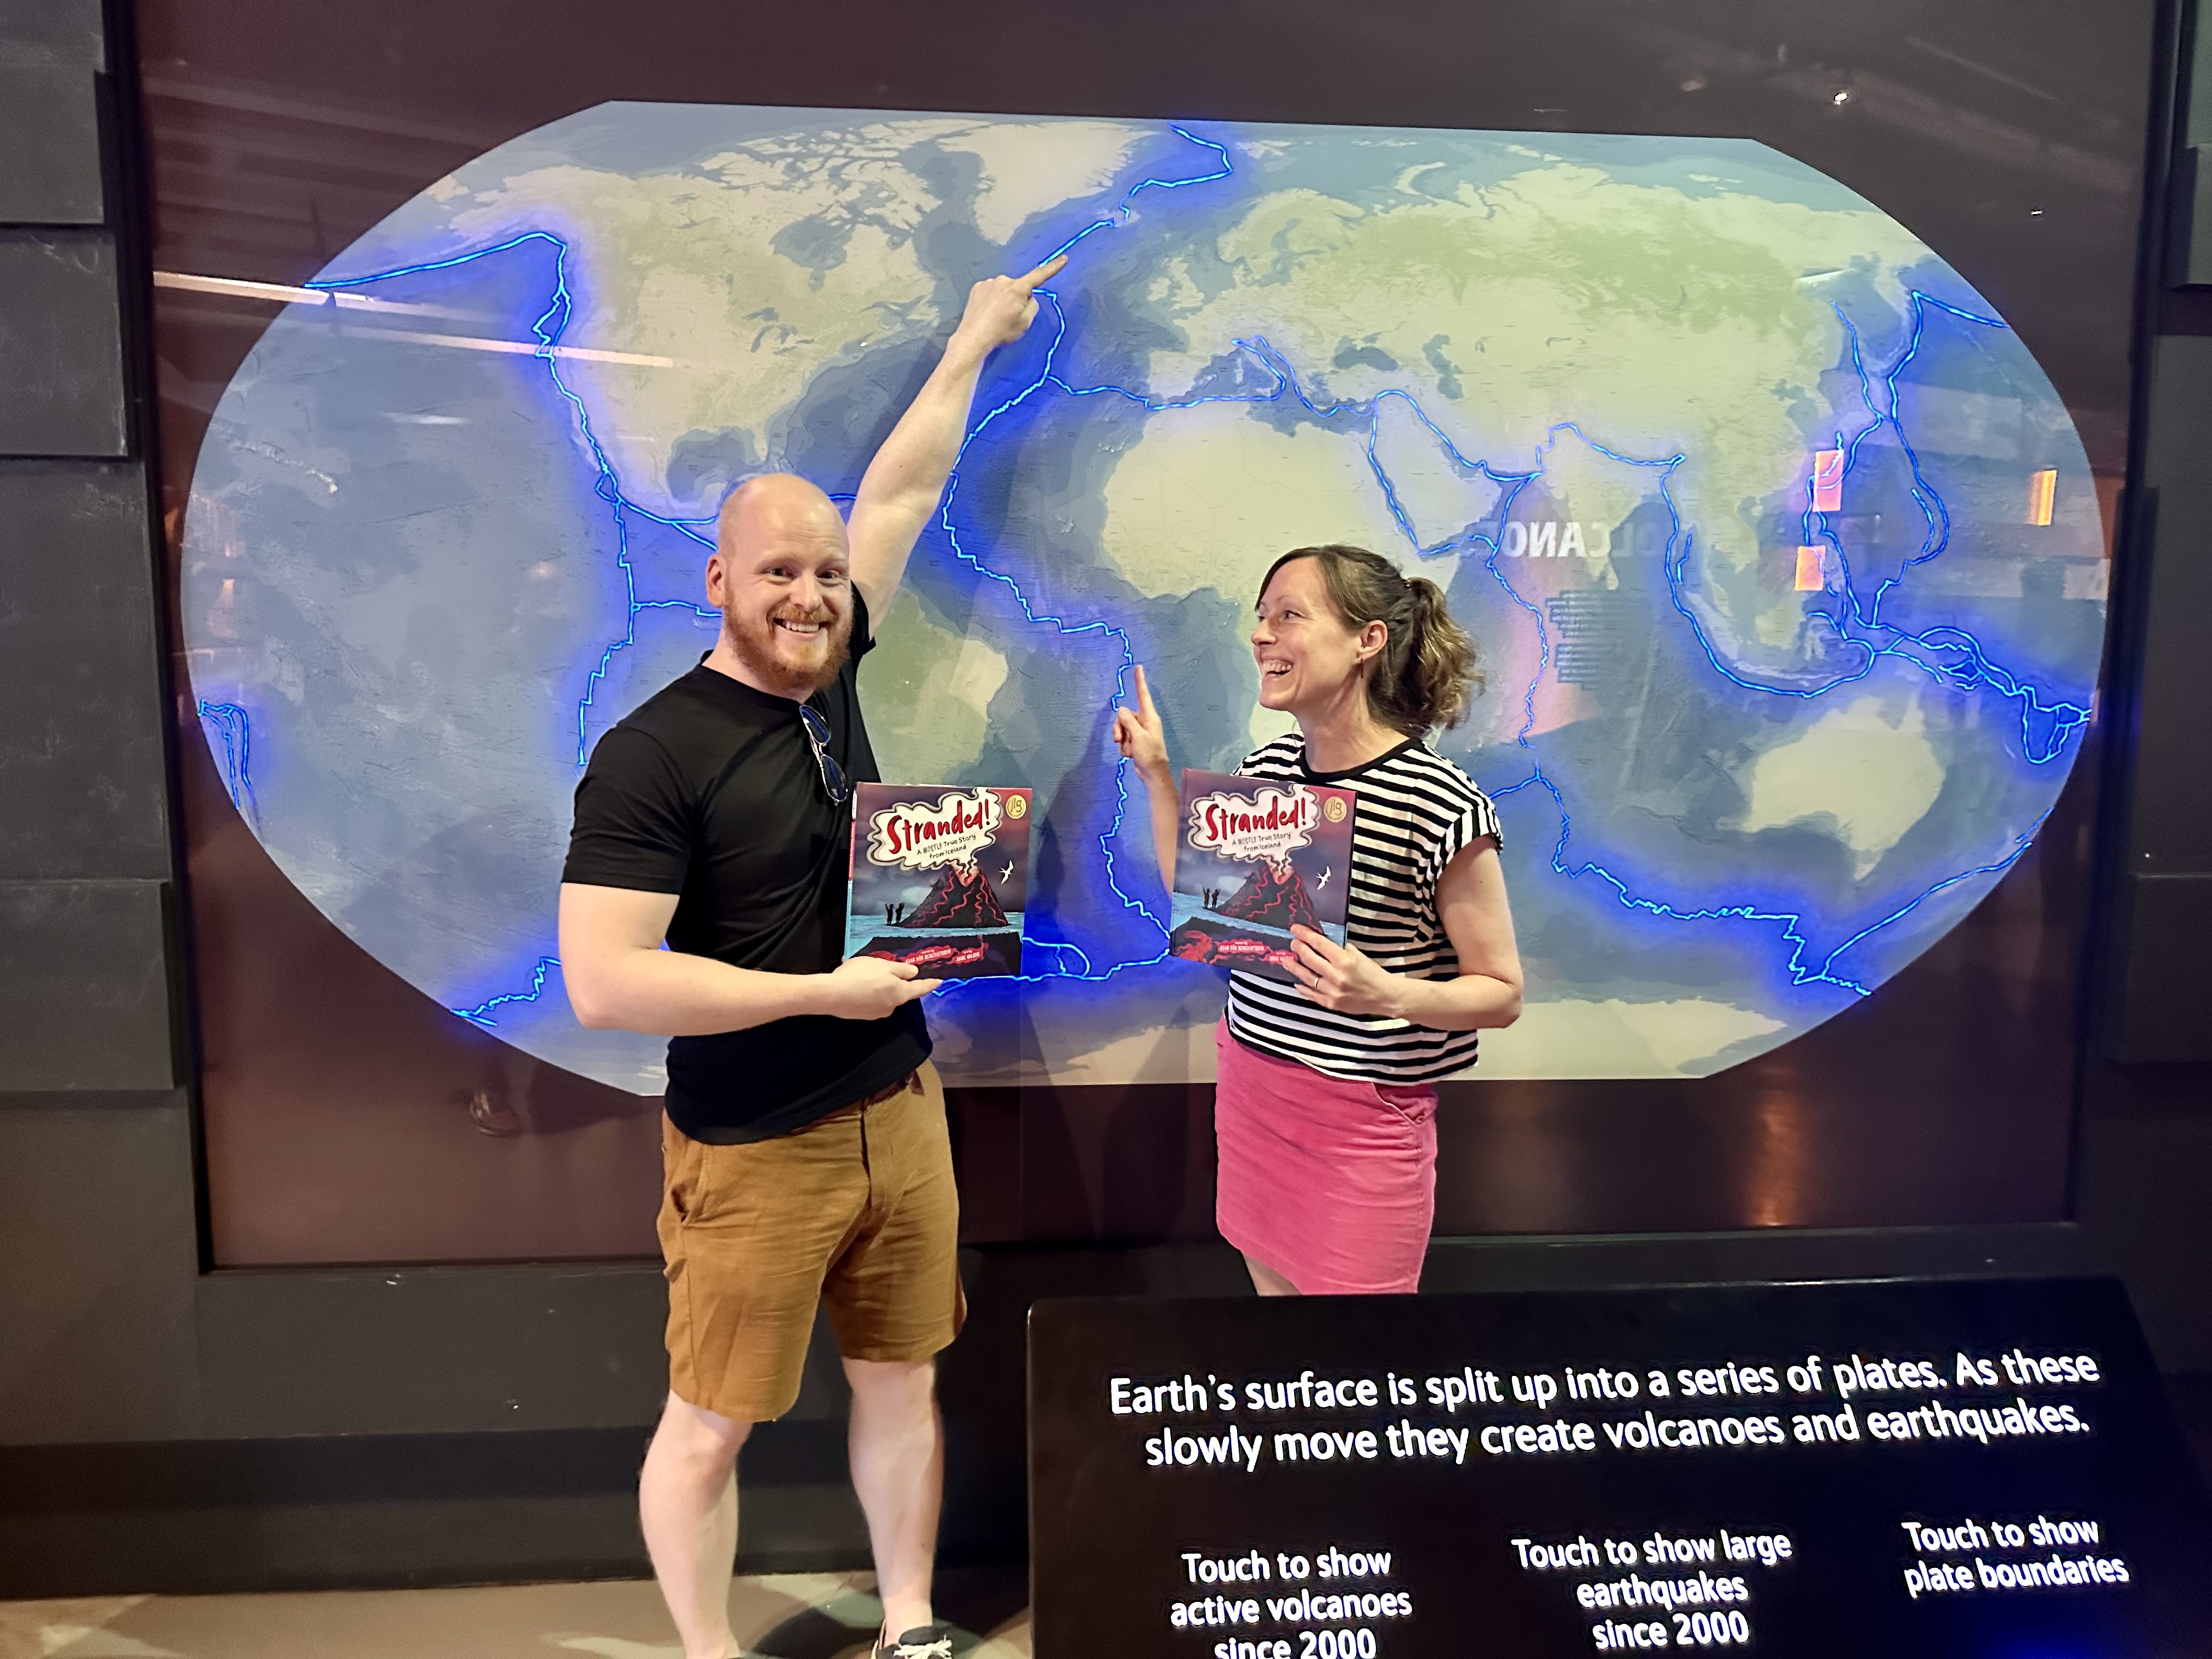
847,785,1031,979
1167,769,1356,983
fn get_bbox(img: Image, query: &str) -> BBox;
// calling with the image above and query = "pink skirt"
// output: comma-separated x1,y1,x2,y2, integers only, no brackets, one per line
1212,1019,1438,1295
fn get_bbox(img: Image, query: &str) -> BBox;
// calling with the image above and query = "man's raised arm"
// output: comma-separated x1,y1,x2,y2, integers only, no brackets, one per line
847,253,1066,628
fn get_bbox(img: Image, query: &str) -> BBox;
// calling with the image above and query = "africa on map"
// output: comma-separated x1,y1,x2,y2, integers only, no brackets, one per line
182,104,2106,1091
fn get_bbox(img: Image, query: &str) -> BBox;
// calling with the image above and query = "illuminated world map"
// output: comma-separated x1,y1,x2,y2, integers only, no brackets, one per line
182,104,2106,1091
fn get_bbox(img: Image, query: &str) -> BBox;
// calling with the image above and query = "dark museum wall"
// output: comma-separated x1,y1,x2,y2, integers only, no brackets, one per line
1,0,2209,1598
0,0,201,1449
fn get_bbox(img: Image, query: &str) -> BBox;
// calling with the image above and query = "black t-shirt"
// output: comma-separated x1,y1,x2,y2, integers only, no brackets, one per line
561,589,929,1142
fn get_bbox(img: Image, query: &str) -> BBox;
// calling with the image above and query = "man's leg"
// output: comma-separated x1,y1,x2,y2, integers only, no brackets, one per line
640,1390,754,1659
824,1068,963,1650
844,1355,944,1640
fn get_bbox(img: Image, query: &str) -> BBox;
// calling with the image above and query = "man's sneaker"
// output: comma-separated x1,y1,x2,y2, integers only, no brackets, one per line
873,1624,955,1659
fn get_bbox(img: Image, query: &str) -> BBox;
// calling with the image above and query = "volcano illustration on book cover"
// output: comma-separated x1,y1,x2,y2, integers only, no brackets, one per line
847,785,1030,979
1169,770,1356,983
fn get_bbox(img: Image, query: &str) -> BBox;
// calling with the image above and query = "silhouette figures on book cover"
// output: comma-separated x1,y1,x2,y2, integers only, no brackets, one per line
1214,856,1322,935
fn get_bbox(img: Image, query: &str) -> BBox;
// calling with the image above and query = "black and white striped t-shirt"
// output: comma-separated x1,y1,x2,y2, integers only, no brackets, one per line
1226,732,1504,1084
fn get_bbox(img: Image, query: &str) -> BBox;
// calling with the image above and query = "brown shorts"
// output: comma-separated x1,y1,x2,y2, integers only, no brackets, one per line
657,1062,964,1423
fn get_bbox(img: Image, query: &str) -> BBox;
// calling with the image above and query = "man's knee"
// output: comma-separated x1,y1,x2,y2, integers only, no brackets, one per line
656,1391,754,1469
842,1353,938,1407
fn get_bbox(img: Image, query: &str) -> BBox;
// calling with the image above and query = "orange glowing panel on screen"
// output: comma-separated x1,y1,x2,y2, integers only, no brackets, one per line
1794,546,1826,592
2028,468,2058,526
1812,449,1844,512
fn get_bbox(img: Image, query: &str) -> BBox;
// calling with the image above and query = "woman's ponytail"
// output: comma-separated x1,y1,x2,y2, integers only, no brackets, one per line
1392,573,1480,731
1259,544,1481,735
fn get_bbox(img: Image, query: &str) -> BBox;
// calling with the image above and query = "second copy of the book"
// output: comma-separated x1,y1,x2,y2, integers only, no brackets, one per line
1167,769,1356,982
847,785,1031,979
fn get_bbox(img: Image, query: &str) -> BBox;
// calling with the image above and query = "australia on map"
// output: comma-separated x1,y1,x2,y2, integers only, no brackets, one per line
180,104,2107,1092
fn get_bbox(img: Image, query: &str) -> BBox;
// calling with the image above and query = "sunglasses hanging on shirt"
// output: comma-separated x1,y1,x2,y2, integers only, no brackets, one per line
798,703,850,806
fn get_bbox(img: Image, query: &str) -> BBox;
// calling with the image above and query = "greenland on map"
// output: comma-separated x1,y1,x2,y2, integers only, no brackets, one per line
180,104,2107,1092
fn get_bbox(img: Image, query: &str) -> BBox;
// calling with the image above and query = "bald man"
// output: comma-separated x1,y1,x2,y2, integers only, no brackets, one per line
558,256,1063,1659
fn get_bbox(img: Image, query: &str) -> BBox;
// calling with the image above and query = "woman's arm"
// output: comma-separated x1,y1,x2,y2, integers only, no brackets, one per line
1111,663,1180,884
1285,836,1522,1030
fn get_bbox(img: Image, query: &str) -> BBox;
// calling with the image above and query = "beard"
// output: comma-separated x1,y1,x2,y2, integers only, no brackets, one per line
722,601,853,699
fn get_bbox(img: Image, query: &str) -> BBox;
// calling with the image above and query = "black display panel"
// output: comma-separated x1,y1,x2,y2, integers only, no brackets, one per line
1030,1279,2212,1657
135,0,2155,1263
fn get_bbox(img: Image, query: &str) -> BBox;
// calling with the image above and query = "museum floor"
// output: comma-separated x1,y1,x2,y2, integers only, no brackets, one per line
0,1569,1032,1659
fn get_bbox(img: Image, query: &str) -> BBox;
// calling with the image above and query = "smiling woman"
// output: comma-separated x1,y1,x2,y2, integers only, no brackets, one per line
1115,543,1522,1297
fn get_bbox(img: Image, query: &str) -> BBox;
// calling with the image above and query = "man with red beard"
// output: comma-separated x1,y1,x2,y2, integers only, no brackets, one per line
557,254,1062,1659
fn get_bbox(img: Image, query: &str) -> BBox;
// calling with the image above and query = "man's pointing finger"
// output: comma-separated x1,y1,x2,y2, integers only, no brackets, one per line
1019,252,1070,289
